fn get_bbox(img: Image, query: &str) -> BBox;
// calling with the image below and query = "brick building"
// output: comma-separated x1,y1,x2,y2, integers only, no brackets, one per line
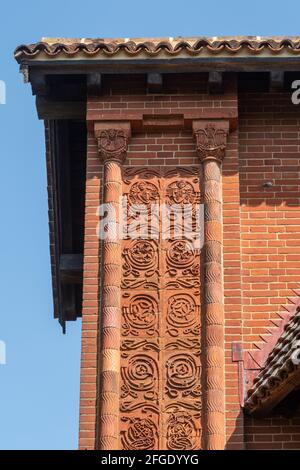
15,36,300,450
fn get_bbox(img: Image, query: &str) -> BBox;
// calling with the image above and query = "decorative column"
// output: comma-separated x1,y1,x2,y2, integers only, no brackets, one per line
193,121,229,450
94,122,131,450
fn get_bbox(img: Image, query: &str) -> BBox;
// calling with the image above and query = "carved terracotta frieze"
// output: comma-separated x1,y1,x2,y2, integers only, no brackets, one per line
119,166,203,450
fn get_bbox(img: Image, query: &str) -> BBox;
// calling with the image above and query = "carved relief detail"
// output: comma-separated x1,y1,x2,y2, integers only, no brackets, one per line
129,181,159,206
163,177,201,258
120,166,202,450
166,293,200,337
122,239,158,289
194,123,227,163
165,353,201,399
97,129,128,163
166,180,199,206
122,294,158,337
166,413,201,450
166,239,200,279
121,354,159,399
121,417,158,450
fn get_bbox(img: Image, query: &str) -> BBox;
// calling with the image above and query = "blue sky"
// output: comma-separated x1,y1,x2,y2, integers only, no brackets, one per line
0,0,300,451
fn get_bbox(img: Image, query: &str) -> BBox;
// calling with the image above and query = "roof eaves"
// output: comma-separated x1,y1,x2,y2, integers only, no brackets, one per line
14,36,300,62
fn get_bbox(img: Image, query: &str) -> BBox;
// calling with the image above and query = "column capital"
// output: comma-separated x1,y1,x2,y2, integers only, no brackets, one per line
94,121,131,163
193,120,229,164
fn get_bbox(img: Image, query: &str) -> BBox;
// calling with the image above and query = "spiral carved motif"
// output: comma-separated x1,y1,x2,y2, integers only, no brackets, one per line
120,167,202,450
166,294,199,337
121,354,158,398
166,239,200,282
123,295,158,336
129,240,155,267
166,354,201,398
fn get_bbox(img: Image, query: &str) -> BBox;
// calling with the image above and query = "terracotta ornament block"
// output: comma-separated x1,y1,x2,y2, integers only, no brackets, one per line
119,166,202,450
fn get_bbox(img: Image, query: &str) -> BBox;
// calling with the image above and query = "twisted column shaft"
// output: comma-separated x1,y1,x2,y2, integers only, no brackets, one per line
95,123,130,450
99,159,122,449
194,121,229,450
203,158,224,450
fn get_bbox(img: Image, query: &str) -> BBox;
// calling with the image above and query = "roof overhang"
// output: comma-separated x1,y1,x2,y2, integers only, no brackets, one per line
14,36,300,329
14,36,300,76
244,306,300,416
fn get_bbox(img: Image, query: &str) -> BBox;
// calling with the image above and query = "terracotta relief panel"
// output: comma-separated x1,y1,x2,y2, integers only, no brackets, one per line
120,166,202,450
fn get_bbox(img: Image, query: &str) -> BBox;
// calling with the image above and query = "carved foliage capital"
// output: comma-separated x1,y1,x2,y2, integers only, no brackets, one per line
97,128,129,163
194,123,228,164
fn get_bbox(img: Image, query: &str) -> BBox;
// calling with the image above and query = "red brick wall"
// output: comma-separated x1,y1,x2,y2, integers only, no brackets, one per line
245,413,300,450
78,132,101,449
239,90,300,449
86,73,237,122
223,127,243,449
79,76,300,450
80,73,240,449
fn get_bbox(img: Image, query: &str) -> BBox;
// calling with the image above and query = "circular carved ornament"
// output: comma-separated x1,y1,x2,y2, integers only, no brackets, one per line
166,353,200,395
166,180,198,205
124,294,158,332
167,240,194,269
167,294,196,329
122,354,158,393
127,240,156,270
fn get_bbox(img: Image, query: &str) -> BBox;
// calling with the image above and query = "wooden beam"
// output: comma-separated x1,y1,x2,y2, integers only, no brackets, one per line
29,70,48,96
23,56,300,73
61,284,78,322
208,71,223,94
269,71,285,91
36,97,86,119
87,72,102,95
147,73,163,93
48,120,61,324
59,254,83,284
